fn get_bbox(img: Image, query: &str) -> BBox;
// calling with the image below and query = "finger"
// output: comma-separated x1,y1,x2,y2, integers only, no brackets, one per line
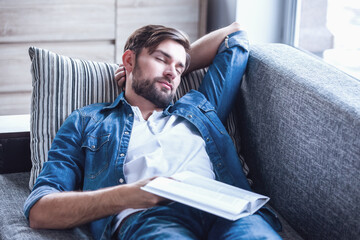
115,63,125,74
114,70,125,81
117,77,126,88
115,66,124,74
115,66,126,88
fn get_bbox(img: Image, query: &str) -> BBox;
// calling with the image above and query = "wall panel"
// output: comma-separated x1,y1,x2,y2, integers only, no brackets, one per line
0,42,115,99
0,0,115,42
0,92,31,115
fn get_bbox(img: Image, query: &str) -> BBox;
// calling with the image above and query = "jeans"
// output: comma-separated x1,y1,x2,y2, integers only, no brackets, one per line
116,202,281,240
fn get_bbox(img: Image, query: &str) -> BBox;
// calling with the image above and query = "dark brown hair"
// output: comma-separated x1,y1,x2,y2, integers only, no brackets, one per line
124,25,191,70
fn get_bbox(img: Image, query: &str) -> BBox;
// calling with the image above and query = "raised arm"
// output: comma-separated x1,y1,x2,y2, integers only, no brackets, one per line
197,24,249,123
185,22,243,73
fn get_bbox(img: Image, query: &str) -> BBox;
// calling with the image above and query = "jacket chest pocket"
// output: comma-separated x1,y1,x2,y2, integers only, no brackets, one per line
200,108,227,135
81,134,111,179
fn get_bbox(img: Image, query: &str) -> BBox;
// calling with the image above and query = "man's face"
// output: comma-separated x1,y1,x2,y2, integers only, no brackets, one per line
129,39,187,108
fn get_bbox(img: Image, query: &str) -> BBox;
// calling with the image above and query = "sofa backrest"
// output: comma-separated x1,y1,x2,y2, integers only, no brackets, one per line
238,43,360,240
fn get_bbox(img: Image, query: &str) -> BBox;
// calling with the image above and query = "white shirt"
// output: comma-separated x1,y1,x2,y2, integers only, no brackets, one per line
112,106,214,233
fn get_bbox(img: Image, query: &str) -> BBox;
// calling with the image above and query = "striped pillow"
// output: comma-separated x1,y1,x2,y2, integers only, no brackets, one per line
29,47,120,189
28,47,249,189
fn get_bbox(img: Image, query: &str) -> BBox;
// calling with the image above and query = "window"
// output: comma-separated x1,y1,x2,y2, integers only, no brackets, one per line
297,0,360,79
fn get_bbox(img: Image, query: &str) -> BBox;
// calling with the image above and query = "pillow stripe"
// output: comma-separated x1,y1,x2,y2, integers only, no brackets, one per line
176,68,207,100
106,63,118,101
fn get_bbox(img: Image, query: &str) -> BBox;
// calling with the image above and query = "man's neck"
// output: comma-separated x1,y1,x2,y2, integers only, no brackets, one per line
124,92,163,121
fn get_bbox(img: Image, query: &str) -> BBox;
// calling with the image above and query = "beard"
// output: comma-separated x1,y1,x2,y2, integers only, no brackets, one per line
131,64,175,109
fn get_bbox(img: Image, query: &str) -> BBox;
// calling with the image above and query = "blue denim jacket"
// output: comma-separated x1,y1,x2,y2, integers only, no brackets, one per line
24,31,250,240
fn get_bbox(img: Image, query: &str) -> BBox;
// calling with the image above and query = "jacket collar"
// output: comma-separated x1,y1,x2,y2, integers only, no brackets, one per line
102,92,127,110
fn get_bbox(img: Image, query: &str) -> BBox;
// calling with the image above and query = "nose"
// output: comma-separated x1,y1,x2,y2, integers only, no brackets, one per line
163,64,177,81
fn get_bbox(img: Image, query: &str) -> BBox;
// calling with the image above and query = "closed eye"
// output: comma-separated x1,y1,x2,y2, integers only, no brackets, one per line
156,57,166,63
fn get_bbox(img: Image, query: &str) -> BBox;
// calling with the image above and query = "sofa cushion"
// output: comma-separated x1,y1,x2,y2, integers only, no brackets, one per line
28,47,250,189
0,172,93,239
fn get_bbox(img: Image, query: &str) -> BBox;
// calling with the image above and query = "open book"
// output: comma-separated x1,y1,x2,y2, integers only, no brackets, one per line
141,171,269,221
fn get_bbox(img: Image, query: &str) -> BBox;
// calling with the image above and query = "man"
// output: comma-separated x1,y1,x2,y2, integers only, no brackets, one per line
24,23,281,239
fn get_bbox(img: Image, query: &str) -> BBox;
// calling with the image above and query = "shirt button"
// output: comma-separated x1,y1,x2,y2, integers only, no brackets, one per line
120,153,125,157
129,113,133,117
119,178,124,183
188,115,193,118
124,131,129,135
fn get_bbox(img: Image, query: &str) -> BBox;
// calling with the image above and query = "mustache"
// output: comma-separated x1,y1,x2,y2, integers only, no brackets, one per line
155,76,172,83
155,76,173,89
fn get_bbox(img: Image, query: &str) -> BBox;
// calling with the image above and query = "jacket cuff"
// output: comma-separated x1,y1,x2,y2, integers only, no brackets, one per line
23,185,60,220
218,30,249,53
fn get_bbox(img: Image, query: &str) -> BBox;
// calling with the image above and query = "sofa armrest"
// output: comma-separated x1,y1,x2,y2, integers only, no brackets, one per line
237,44,360,239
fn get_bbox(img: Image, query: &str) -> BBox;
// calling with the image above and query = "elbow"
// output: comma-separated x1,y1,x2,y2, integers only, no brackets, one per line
28,208,45,229
29,219,40,229
229,22,243,33
28,203,75,230
28,201,53,229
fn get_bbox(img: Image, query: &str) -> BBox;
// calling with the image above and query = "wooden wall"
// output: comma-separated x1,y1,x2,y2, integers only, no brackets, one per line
0,0,207,115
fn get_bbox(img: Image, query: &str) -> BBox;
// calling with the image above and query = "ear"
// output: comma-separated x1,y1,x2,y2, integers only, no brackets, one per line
122,50,135,73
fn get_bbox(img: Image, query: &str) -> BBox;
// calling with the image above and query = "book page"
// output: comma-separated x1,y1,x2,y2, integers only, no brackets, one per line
143,177,249,214
141,171,270,220
171,171,269,213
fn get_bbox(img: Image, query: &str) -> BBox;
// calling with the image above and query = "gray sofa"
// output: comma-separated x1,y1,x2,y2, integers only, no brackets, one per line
1,43,359,239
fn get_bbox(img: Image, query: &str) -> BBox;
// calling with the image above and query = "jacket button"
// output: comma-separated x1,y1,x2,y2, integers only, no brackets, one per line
119,178,124,183
188,115,193,118
124,131,129,135
120,153,125,157
91,145,96,149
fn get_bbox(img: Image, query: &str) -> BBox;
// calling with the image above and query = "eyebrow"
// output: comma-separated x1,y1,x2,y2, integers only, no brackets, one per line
153,50,185,69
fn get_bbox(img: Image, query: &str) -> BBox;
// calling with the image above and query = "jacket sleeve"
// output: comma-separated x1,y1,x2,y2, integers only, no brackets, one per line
198,30,249,124
24,110,85,219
